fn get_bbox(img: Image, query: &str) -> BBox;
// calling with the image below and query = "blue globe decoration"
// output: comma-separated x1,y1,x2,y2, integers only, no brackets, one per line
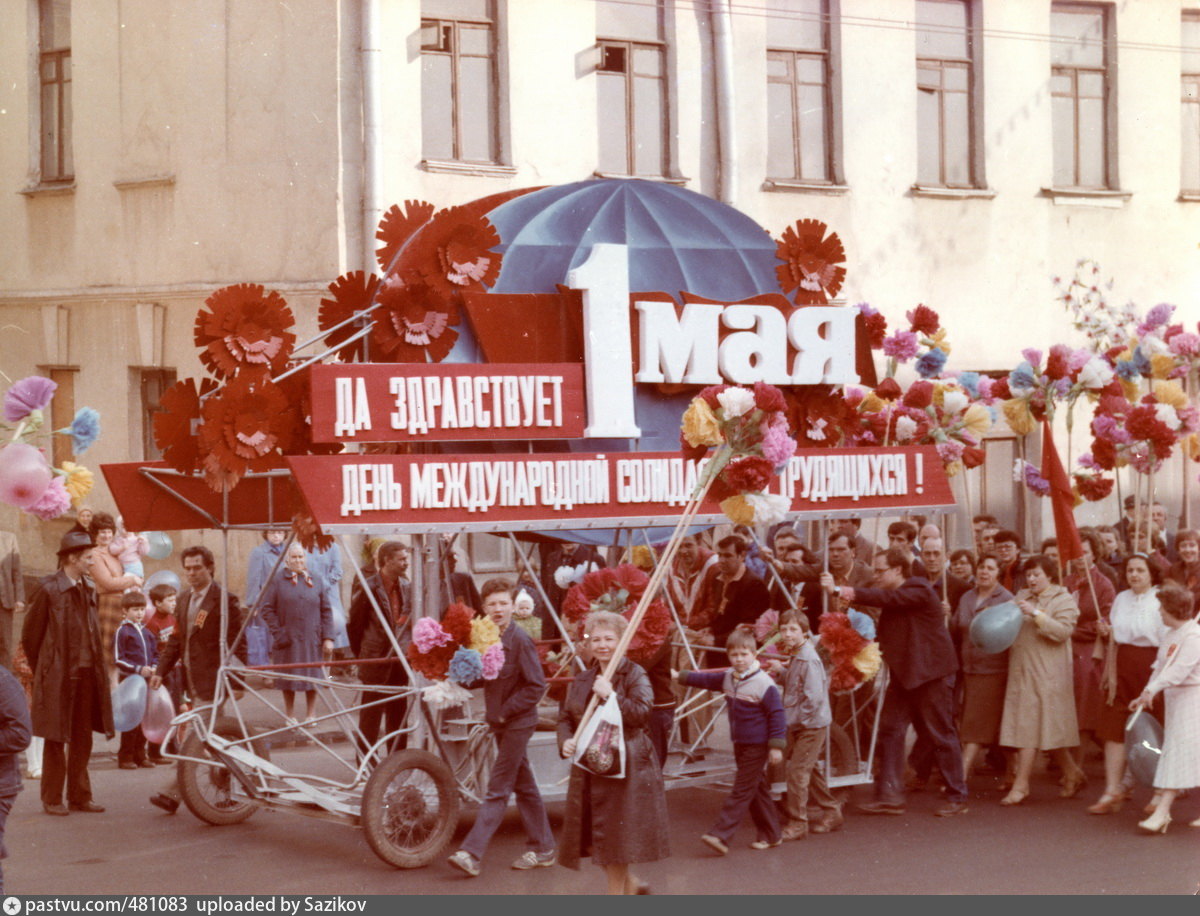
1125,710,1164,787
968,601,1022,654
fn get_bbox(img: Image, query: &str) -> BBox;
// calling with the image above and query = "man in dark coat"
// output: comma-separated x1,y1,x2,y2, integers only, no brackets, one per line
448,579,555,877
696,536,771,652
0,663,31,892
22,530,113,816
347,540,412,759
821,546,968,817
148,544,243,813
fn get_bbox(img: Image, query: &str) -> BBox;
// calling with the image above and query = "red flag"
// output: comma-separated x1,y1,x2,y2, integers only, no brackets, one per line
1041,421,1083,564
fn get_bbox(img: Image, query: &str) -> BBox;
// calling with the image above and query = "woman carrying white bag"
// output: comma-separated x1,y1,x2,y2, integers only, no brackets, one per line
558,611,669,894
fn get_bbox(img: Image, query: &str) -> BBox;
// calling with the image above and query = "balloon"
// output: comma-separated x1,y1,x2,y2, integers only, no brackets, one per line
145,531,174,561
968,601,1022,654
0,442,53,509
141,685,175,745
112,675,147,733
144,569,182,595
1125,710,1164,787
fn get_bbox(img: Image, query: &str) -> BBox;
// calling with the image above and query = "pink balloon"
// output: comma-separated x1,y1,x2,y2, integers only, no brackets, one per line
0,443,52,509
141,685,176,745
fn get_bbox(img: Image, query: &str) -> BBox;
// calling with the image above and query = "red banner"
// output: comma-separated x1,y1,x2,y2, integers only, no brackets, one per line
287,446,955,533
309,363,587,444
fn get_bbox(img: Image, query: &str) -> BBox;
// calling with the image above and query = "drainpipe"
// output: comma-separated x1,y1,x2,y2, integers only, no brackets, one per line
711,0,737,205
361,0,383,278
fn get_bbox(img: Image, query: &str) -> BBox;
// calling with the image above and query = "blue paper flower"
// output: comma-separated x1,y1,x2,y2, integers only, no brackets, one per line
915,348,948,379
1008,361,1038,395
448,647,483,686
957,371,981,399
64,407,101,454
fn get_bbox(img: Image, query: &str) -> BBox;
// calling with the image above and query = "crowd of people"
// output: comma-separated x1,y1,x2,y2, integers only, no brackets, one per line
3,494,1199,894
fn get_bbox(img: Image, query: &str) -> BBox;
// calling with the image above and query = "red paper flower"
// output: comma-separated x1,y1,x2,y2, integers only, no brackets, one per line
906,304,940,336
786,386,857,447
902,380,934,410
407,640,456,680
679,430,708,462
274,365,342,457
874,378,902,401
441,603,475,645
818,612,869,693
194,284,296,380
752,382,787,414
197,375,292,489
318,271,383,363
1073,474,1114,502
774,219,846,304
153,377,220,474
860,311,888,349
989,377,1012,400
369,278,459,363
712,456,775,501
698,384,730,409
291,513,333,553
376,200,437,271
1091,437,1117,470
962,446,986,469
561,564,671,667
404,206,504,299
1044,344,1073,381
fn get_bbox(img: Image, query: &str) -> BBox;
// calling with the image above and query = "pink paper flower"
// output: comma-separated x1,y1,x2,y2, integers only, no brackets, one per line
3,376,57,423
882,331,920,361
761,422,797,468
412,617,454,654
481,643,506,679
26,476,70,520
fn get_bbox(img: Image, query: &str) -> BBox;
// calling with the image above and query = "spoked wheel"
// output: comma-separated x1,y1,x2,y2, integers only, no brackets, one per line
178,718,268,826
361,749,460,869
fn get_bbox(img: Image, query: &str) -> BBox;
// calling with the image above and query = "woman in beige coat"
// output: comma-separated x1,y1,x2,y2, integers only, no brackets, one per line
998,555,1084,805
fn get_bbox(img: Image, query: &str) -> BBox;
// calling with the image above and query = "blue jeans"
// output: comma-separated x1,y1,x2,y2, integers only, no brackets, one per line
876,674,967,804
709,743,780,844
460,724,554,861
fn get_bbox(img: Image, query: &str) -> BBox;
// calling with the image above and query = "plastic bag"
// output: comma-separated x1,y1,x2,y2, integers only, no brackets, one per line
573,692,626,778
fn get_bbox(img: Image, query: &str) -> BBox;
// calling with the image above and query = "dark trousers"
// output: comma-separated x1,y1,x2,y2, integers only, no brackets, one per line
118,727,147,765
358,678,408,760
709,743,780,844
648,706,674,768
42,670,97,807
877,674,966,804
0,607,12,671
460,724,554,860
0,792,13,894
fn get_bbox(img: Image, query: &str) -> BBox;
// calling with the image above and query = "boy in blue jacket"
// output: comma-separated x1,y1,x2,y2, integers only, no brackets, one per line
114,591,157,769
678,626,785,853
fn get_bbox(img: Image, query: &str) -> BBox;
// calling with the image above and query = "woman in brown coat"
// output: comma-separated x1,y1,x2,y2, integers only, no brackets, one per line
558,611,669,894
88,513,142,685
997,555,1084,805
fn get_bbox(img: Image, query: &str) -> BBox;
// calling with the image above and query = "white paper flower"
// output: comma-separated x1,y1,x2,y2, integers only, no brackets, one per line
717,386,756,419
422,680,473,710
554,561,597,590
1078,356,1115,390
941,388,968,416
745,491,791,526
1155,402,1182,431
894,416,918,442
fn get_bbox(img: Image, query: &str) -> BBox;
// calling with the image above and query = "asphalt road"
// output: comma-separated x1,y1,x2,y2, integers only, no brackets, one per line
8,745,1197,896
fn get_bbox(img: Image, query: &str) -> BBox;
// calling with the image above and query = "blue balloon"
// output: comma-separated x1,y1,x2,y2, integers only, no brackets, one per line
1125,711,1164,787
112,674,147,733
145,531,174,561
144,569,181,595
968,601,1022,654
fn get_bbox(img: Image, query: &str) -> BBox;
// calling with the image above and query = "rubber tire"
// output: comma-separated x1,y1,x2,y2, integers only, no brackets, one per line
361,748,460,869
178,717,268,826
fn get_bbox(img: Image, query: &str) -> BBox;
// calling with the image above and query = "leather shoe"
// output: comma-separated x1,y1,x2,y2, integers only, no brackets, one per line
857,800,905,815
811,808,845,833
69,801,105,813
119,761,138,770
43,803,69,816
150,793,180,814
935,800,969,817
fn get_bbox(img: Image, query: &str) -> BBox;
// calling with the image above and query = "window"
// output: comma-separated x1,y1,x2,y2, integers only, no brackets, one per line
1183,12,1200,194
596,0,669,178
139,368,176,461
43,367,76,468
766,0,834,184
420,0,499,164
38,0,72,182
1050,3,1113,189
916,0,977,188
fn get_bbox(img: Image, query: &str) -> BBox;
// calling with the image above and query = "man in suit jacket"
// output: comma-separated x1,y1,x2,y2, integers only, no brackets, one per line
0,531,24,671
448,578,555,877
347,540,412,759
821,546,967,817
148,545,242,814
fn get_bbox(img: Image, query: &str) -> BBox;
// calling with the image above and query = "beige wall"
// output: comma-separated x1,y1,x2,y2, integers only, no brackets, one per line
2,0,1199,572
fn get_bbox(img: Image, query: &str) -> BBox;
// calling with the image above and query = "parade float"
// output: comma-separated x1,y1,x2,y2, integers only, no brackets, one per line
66,179,1197,869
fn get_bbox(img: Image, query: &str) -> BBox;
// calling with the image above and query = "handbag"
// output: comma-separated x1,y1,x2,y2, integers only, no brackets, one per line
573,691,626,778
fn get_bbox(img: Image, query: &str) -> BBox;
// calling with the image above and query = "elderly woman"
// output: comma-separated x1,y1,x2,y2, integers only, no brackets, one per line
997,556,1085,805
558,610,669,894
1132,586,1200,833
1088,554,1168,814
949,550,976,587
260,543,334,725
89,511,143,684
949,554,1012,782
1165,528,1200,614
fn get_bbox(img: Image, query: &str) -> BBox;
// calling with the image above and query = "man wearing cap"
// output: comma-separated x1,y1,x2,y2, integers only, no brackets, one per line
22,531,114,816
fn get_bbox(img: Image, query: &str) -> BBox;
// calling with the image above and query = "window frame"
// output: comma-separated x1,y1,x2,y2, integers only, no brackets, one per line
1048,1,1119,193
762,0,845,193
913,0,985,192
136,367,177,461
419,1,512,172
1182,10,1200,198
36,0,72,185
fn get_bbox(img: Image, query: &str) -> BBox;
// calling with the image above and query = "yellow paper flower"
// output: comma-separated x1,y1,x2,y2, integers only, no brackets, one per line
926,328,952,354
60,461,94,505
681,398,724,448
1183,433,1200,460
1150,353,1175,380
963,403,992,438
859,392,885,413
1119,377,1141,403
1153,380,1187,408
851,642,882,680
1001,399,1035,436
943,460,963,477
719,494,755,526
468,617,501,653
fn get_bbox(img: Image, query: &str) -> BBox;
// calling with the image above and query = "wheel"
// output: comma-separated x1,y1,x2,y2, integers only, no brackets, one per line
361,748,460,869
178,717,268,826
